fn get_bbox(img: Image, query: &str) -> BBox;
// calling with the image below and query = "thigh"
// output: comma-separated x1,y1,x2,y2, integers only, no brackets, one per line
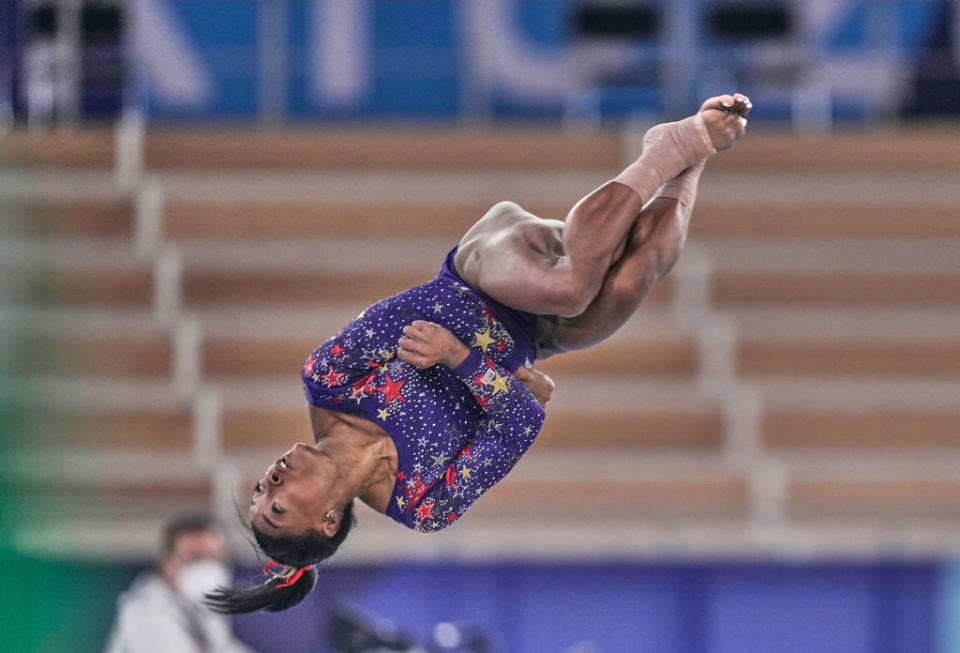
536,197,684,357
454,202,577,315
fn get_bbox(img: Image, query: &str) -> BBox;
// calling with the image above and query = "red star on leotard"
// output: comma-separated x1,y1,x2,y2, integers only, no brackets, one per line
376,375,406,405
303,356,320,376
446,513,458,523
319,365,347,388
330,343,345,356
396,471,407,481
415,500,435,521
474,394,490,410
401,472,428,505
445,466,456,488
352,372,377,395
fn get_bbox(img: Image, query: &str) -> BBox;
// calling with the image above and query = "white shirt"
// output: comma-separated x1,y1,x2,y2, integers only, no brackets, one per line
104,572,256,653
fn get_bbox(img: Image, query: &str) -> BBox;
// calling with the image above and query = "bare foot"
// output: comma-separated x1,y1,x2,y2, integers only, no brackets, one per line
699,93,752,151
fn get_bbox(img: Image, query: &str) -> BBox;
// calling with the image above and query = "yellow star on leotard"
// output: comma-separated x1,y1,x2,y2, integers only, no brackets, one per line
472,327,495,353
396,496,406,509
488,371,509,395
460,466,473,480
377,408,389,420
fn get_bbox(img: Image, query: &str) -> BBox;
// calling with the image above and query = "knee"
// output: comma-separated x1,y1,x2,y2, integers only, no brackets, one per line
487,200,524,220
547,274,595,318
608,252,663,312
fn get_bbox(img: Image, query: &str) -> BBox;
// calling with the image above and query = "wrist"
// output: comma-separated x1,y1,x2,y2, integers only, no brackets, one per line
443,340,470,369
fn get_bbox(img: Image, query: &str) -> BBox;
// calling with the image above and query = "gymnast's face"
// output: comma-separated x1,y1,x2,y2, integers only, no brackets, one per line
250,443,338,538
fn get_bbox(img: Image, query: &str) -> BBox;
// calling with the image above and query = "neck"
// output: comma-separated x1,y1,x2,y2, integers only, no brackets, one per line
310,413,397,513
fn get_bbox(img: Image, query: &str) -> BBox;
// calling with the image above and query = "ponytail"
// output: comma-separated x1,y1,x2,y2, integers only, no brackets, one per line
205,501,356,614
205,564,317,613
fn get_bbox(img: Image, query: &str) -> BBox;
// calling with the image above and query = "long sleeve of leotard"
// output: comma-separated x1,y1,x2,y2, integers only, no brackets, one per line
402,349,546,532
451,349,546,459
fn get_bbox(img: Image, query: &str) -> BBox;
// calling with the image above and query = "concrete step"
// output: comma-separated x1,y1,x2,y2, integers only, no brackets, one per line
0,129,114,169
7,126,959,174
143,126,960,173
200,310,697,377
708,126,960,173
739,337,960,378
788,473,960,523
0,240,152,308
0,309,172,377
0,197,133,238
165,197,564,242
1,376,193,450
179,239,674,310
756,379,960,451
473,474,749,521
163,195,960,243
731,308,960,377
693,201,960,239
146,127,624,171
708,239,960,308
232,453,748,524
214,375,723,453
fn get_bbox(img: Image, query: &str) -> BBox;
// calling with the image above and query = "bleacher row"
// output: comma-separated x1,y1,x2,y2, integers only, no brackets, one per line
1,125,959,560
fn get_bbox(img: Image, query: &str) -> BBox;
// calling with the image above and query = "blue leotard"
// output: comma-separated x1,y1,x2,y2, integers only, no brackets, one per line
302,248,545,532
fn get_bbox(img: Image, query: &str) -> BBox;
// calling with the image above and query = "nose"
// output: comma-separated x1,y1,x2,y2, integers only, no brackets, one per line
267,464,282,485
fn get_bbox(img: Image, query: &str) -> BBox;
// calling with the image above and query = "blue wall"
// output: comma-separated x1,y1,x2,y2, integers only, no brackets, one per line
231,561,938,653
0,551,941,652
135,0,947,123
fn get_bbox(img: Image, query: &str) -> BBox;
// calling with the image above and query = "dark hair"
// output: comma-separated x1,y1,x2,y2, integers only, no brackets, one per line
160,513,219,557
204,501,356,614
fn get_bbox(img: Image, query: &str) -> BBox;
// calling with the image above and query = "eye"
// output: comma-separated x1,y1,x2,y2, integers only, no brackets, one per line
271,503,285,515
254,482,263,494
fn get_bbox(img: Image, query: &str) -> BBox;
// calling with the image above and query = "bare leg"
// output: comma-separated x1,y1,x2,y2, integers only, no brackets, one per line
534,195,690,356
456,94,748,320
455,183,647,318
456,94,750,339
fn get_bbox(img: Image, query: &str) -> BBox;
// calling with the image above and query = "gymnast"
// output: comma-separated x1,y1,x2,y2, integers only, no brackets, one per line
207,94,752,613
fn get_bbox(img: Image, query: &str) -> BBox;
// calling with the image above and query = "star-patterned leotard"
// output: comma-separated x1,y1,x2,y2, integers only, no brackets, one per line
302,248,546,532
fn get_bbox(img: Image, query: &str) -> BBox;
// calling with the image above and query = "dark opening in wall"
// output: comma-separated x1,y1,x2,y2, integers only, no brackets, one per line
573,4,661,39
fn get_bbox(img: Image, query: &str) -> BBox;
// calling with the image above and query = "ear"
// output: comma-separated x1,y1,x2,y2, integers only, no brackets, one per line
319,510,340,538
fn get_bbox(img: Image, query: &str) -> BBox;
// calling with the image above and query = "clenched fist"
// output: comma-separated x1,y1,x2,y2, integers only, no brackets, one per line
514,365,555,409
397,320,470,369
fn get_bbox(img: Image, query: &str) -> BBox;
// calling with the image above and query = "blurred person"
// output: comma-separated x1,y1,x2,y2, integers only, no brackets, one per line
105,513,256,653
207,94,752,614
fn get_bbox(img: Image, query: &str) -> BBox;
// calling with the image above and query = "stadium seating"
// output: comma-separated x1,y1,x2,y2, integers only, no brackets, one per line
2,123,958,558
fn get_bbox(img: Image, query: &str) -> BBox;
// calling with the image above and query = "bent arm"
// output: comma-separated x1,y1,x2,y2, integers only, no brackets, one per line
407,349,545,532
394,320,546,531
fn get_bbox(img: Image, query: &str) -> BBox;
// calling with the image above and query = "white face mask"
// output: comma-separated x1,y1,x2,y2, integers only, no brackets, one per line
176,559,230,605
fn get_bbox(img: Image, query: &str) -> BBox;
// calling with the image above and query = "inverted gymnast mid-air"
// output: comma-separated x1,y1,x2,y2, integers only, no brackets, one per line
207,93,752,613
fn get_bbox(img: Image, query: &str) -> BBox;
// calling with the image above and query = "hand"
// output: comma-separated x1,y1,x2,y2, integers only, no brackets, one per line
699,93,751,151
397,320,469,369
514,365,555,409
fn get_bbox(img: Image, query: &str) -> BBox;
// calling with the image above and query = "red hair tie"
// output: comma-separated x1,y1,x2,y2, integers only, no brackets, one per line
263,561,312,588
